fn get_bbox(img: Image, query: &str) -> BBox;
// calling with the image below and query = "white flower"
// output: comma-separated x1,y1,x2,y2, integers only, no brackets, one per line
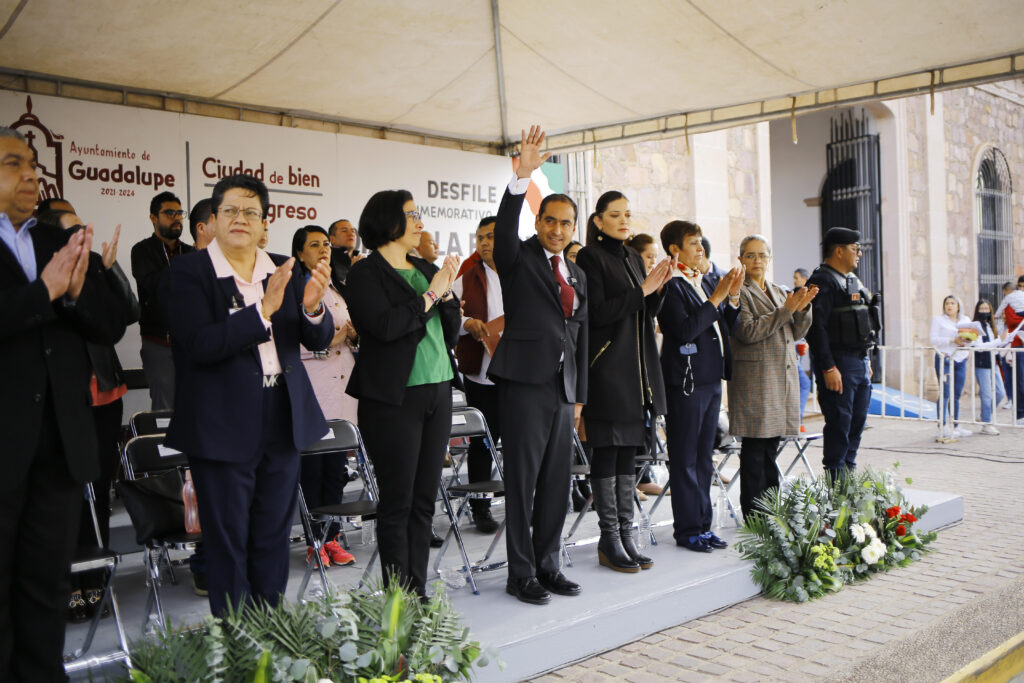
850,524,866,543
860,537,887,565
864,523,878,540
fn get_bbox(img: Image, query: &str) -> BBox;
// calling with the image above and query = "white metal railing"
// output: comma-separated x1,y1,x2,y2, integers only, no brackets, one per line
862,344,1022,439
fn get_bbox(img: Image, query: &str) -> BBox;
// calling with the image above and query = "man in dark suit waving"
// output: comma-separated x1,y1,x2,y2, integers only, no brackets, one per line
658,220,743,553
164,174,333,616
489,126,588,605
0,128,126,680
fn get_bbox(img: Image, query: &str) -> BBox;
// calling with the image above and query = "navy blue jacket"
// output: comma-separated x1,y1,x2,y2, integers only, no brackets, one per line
163,249,333,461
658,273,739,388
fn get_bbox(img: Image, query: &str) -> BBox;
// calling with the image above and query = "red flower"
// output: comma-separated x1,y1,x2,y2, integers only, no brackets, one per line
896,524,907,536
886,506,901,519
900,512,917,523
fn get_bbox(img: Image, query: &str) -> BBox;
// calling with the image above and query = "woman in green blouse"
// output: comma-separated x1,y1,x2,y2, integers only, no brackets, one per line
344,190,461,599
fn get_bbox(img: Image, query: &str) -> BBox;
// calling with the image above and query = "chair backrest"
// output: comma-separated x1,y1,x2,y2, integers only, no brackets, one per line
122,434,188,480
130,409,174,438
452,389,468,410
301,419,361,456
450,407,488,440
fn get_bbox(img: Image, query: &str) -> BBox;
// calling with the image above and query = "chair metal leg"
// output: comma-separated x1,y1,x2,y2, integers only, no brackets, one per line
437,484,479,595
357,547,379,590
143,548,166,633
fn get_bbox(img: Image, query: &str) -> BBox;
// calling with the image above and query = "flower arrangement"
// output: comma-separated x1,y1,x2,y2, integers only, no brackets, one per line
735,465,937,602
124,579,500,682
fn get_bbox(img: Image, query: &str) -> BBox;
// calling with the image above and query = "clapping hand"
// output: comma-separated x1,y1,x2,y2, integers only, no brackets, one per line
261,258,296,320
709,266,744,306
516,125,551,179
41,224,93,301
302,258,332,315
428,254,461,297
784,285,819,313
101,224,121,270
641,256,676,296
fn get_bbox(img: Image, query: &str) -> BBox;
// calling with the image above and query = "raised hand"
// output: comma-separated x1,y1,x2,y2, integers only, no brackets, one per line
66,224,94,301
728,263,745,297
40,228,85,301
429,254,461,296
709,266,742,306
516,125,551,179
641,256,676,296
261,258,296,320
101,224,121,270
302,258,332,314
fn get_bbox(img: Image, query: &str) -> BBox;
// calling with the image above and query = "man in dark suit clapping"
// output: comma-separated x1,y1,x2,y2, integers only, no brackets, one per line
0,127,126,680
658,220,743,553
488,126,588,605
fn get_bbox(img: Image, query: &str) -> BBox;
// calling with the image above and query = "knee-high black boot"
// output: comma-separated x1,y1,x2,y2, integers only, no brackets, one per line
616,475,653,569
593,477,640,573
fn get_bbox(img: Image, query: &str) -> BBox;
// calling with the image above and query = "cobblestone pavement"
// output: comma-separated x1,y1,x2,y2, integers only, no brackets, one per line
532,416,1024,682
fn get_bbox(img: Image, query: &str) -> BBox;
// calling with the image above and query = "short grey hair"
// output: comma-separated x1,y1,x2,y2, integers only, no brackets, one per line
0,127,27,144
739,234,771,257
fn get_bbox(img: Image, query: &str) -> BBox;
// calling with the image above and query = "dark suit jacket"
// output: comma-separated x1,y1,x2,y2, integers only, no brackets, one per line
658,273,739,388
131,234,192,339
487,189,588,404
163,249,333,461
0,222,127,492
345,250,462,406
576,237,666,421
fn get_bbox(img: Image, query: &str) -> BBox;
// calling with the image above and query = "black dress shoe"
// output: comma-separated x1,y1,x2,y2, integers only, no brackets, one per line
506,577,551,605
677,535,713,553
537,571,582,596
472,506,499,534
430,529,444,548
702,532,728,549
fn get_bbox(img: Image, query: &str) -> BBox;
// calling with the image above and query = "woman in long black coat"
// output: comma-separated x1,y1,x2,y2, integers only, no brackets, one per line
575,191,674,573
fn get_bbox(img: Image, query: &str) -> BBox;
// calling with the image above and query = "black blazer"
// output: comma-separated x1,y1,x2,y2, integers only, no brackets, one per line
576,237,666,420
0,222,127,492
658,273,740,388
130,234,192,338
487,189,588,404
163,249,333,461
86,260,139,392
345,250,462,406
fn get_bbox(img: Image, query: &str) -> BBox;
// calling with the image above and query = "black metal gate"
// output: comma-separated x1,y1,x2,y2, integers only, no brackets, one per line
821,109,883,343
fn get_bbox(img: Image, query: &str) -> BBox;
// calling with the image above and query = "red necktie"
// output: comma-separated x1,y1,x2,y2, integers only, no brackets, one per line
550,254,574,318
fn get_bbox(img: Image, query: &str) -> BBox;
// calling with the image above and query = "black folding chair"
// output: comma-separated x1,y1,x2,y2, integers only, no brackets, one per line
63,483,132,674
120,435,201,633
295,420,379,601
561,429,595,552
129,409,174,438
433,407,505,595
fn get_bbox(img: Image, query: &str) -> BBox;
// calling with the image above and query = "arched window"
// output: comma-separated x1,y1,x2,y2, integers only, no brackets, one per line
976,148,1012,307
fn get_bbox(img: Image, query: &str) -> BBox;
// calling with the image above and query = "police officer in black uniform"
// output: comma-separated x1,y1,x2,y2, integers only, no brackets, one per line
805,227,882,479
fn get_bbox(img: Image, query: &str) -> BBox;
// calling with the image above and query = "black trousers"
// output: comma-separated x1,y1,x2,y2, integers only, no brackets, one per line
463,379,500,497
665,383,720,541
0,391,80,682
358,382,451,598
500,373,572,579
299,449,348,542
813,351,870,474
738,436,781,519
188,384,300,617
75,398,123,591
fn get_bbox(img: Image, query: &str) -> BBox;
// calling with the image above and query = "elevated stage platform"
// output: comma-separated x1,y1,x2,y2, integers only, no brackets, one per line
67,480,961,682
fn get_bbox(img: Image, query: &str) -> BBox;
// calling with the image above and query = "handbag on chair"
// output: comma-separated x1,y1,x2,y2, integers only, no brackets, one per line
116,470,186,545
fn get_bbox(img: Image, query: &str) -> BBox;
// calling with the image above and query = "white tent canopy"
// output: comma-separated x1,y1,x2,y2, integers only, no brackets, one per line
1,0,1022,152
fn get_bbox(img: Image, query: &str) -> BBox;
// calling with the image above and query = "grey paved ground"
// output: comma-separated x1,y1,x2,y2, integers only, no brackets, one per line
533,415,1024,683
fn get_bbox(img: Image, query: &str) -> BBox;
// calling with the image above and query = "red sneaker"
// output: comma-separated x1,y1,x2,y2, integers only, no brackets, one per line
323,539,356,566
306,545,332,568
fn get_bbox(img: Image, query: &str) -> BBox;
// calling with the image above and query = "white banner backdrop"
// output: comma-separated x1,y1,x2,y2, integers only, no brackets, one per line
1,91,553,388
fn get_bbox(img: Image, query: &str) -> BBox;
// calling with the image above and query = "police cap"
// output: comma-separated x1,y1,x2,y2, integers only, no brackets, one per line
822,227,860,255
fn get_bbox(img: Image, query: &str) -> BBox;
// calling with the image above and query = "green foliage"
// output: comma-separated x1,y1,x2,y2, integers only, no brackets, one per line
124,580,499,683
736,465,937,603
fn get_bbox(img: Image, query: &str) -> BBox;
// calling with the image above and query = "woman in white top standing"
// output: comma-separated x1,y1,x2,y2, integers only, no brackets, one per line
929,295,972,438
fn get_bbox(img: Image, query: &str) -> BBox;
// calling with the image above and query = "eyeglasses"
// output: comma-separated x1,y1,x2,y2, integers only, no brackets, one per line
742,253,771,261
847,244,863,255
405,210,421,221
217,206,264,222
159,210,186,219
